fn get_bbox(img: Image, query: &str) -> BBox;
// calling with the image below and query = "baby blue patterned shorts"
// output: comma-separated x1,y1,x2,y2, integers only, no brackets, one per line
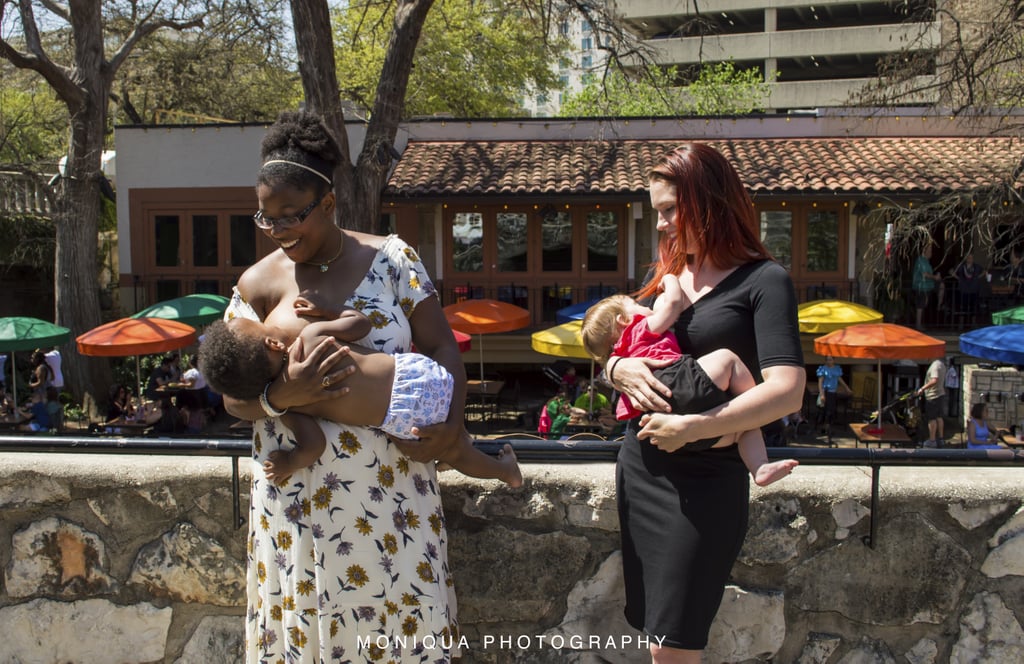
378,353,454,439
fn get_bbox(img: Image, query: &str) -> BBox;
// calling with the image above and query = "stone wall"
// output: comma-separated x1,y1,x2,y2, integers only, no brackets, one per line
1,454,1023,663
962,364,1024,430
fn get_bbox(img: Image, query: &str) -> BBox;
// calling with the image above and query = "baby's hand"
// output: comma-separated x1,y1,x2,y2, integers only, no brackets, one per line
293,294,333,319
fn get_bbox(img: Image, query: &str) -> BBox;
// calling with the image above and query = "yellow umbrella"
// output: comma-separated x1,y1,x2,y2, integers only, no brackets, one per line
798,299,883,334
530,320,589,359
531,320,598,406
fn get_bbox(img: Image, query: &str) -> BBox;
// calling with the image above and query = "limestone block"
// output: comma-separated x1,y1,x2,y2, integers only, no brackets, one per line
459,487,558,521
5,516,115,598
950,591,1024,663
988,506,1024,547
832,498,870,529
0,597,171,663
547,551,645,663
739,497,807,565
905,637,939,664
705,585,785,663
788,513,970,625
86,485,182,529
981,530,1024,578
796,632,841,664
949,501,1011,530
450,526,589,624
835,637,896,662
563,488,618,532
0,473,69,509
174,615,244,664
128,522,244,606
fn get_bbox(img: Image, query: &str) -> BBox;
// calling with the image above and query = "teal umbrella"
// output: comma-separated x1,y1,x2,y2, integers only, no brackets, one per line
0,316,71,409
132,293,229,328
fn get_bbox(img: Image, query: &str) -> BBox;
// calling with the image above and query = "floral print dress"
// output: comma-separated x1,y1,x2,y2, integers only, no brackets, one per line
229,236,457,663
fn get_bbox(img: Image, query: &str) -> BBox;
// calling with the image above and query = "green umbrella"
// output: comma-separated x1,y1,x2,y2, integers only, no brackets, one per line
132,293,229,328
0,316,71,409
992,305,1024,326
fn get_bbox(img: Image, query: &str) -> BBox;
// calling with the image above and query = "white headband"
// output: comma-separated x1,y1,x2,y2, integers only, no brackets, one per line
262,159,332,185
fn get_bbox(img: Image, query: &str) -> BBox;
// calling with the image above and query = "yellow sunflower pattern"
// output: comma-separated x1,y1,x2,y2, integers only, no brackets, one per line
230,236,457,663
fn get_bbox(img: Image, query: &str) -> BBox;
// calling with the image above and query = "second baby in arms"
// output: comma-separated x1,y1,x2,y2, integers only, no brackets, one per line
200,300,521,487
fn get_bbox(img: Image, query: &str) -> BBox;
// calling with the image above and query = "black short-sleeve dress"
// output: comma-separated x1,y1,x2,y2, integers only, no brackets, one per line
617,259,803,650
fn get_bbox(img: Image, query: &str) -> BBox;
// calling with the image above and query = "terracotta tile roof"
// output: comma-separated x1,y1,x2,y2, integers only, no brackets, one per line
385,137,1023,197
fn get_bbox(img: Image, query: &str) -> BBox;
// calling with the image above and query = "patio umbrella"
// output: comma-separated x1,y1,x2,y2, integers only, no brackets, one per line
443,298,530,381
959,324,1024,366
76,317,198,397
814,323,944,431
411,329,472,354
531,320,596,414
991,306,1024,326
555,299,600,324
0,316,71,408
798,299,883,334
132,293,229,328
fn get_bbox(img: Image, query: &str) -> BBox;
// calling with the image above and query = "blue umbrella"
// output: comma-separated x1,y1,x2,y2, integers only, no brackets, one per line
556,299,600,324
959,324,1024,365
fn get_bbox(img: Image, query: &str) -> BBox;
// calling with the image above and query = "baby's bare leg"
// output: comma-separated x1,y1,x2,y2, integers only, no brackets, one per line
264,413,327,485
439,429,523,488
736,429,798,487
695,348,757,396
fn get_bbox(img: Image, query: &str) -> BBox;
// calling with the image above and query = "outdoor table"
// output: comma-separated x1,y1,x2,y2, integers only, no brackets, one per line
849,422,912,448
0,414,31,431
1000,432,1024,449
466,379,505,422
564,419,604,435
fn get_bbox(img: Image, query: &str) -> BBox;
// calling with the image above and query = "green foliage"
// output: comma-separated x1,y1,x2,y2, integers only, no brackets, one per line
333,0,567,117
687,61,772,116
113,31,301,124
560,62,772,117
0,69,67,164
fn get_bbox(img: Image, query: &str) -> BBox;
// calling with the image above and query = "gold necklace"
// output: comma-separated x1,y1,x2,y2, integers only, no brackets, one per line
303,230,345,272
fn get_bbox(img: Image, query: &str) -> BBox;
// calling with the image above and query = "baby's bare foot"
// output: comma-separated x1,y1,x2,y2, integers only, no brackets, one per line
264,450,299,486
498,443,523,488
753,459,799,487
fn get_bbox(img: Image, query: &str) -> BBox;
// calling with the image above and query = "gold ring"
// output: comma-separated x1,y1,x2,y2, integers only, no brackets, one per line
321,376,331,388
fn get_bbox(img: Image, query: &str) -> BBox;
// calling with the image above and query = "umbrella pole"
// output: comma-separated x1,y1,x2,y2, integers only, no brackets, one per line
136,357,142,403
478,335,485,383
877,360,883,429
11,354,17,412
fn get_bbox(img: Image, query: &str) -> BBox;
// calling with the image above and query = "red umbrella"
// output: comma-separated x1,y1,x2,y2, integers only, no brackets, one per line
77,317,198,397
814,323,945,431
443,298,530,381
412,329,471,354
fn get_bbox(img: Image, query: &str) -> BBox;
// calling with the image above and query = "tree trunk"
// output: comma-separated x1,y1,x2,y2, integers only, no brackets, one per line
288,0,365,232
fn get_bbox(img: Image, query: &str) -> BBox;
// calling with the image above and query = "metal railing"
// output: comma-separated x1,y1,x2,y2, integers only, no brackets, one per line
2,434,1021,546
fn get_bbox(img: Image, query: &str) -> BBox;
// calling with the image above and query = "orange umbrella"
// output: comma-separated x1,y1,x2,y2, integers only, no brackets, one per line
814,323,945,431
77,317,198,397
444,298,530,381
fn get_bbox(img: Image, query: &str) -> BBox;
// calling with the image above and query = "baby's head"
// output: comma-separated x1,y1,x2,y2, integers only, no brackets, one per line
581,294,641,364
199,318,288,399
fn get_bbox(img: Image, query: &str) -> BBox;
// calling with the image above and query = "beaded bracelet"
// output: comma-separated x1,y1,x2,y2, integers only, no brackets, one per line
258,382,288,418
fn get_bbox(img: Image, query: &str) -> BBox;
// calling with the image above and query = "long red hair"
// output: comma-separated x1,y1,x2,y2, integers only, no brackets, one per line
636,143,772,301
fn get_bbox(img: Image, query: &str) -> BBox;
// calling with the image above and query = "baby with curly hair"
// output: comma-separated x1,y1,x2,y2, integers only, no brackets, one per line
201,300,520,487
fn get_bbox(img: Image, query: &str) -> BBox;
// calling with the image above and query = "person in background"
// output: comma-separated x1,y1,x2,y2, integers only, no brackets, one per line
573,379,610,417
178,355,212,415
966,402,1003,450
953,254,986,325
1003,247,1024,301
816,355,851,435
43,348,64,390
918,357,947,448
28,351,53,399
561,365,579,399
105,384,135,423
0,351,7,391
912,243,942,330
20,386,57,432
543,386,573,439
0,382,15,416
603,143,805,662
144,356,175,400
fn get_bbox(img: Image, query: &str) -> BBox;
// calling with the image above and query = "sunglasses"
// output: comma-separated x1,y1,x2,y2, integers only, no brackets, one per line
253,193,325,230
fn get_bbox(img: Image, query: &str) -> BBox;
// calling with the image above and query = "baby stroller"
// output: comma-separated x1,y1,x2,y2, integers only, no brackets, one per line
868,390,920,446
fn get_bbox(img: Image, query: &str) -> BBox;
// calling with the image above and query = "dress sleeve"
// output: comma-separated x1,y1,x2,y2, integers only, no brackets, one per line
748,261,804,370
382,236,438,321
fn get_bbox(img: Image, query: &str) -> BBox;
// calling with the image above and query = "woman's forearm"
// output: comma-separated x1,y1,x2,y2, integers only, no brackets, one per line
647,365,806,444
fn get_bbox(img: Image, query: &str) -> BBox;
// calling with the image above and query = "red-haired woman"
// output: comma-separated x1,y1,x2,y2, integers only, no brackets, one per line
604,143,805,662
